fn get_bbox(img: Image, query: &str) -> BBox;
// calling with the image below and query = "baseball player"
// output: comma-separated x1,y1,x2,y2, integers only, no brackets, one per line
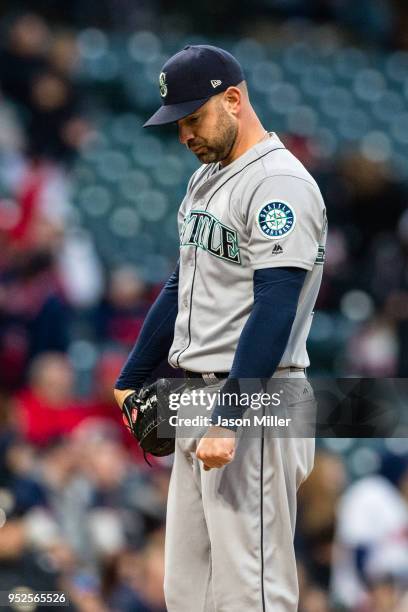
115,44,327,611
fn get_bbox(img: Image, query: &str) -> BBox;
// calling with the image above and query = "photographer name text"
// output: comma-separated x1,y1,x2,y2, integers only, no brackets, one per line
169,415,292,428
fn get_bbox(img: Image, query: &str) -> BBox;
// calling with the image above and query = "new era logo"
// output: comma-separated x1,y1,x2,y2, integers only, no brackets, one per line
211,80,222,88
272,244,283,255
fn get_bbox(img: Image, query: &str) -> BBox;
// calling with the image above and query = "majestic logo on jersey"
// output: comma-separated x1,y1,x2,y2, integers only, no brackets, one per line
272,244,283,255
256,201,296,240
159,72,167,98
180,210,241,264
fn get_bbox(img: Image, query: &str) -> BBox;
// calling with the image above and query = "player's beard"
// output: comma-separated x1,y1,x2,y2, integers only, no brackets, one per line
191,107,238,164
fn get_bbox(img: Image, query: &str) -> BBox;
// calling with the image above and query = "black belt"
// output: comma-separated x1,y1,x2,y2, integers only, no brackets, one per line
184,370,229,380
183,367,305,382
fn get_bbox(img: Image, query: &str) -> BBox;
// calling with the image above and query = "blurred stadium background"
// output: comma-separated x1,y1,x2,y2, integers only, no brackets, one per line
0,1,408,611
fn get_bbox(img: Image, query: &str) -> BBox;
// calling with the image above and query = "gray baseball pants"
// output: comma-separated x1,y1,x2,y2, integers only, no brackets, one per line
164,371,315,612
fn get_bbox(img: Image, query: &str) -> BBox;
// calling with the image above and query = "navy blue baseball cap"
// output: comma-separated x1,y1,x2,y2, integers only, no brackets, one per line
143,44,245,127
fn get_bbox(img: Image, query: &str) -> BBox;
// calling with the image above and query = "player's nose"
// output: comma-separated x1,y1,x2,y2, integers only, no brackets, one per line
178,124,194,146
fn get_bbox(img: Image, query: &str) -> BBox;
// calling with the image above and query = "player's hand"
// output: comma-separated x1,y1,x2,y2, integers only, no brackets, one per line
114,388,136,409
114,388,138,430
196,426,236,471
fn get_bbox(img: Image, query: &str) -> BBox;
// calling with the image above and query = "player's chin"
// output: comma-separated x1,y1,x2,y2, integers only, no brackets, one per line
195,150,216,164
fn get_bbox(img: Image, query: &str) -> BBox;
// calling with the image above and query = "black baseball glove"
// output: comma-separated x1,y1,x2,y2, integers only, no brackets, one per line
121,379,176,462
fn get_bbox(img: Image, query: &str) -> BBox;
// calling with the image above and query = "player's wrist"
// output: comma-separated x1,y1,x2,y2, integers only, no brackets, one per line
114,388,136,408
208,421,237,435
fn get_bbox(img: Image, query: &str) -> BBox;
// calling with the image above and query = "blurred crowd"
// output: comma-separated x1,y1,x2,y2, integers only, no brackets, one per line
0,13,173,611
2,397,408,611
0,412,169,611
0,7,407,612
297,449,408,612
2,1,408,48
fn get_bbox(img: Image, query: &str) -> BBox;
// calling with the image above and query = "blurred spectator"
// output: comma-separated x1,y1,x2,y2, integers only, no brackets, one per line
0,13,88,164
57,226,104,309
8,161,103,308
0,13,50,109
90,350,126,410
93,266,150,349
73,421,169,537
297,451,347,590
27,70,88,163
0,426,169,607
104,529,167,612
0,250,71,388
345,315,398,376
0,433,64,594
48,30,79,77
0,160,102,380
14,353,82,444
331,453,408,609
84,350,136,448
322,155,406,292
0,433,47,517
13,351,138,447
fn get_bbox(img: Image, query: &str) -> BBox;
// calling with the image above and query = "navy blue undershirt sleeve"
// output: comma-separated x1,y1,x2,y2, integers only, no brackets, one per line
115,263,179,391
211,266,306,429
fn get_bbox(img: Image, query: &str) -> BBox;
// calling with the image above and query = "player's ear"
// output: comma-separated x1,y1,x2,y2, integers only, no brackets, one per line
222,86,241,115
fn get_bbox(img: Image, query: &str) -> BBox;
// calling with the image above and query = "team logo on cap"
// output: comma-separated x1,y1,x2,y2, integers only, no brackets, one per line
256,201,296,240
159,72,168,98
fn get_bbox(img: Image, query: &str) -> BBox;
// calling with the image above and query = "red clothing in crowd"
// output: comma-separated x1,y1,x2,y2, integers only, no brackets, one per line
14,389,121,445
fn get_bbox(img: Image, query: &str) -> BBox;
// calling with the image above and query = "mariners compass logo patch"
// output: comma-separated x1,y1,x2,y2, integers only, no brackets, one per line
256,201,296,240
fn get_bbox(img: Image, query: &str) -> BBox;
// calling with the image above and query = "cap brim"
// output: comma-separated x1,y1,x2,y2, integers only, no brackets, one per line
143,97,210,127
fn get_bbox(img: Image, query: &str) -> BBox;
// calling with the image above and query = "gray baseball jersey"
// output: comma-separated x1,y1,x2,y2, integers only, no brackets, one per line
169,132,327,372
